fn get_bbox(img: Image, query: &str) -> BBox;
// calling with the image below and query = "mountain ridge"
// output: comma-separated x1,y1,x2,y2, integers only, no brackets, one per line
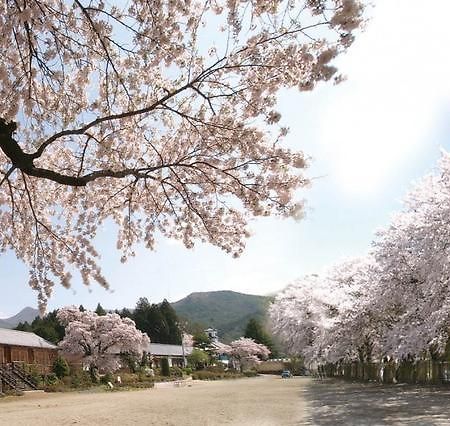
172,290,272,342
0,307,39,329
1,291,274,342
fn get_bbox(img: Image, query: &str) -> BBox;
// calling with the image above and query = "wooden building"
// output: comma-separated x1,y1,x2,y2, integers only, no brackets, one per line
0,328,58,373
147,343,193,368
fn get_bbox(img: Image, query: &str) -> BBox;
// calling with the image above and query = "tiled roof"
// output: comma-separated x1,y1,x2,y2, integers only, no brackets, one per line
147,343,193,357
0,328,57,350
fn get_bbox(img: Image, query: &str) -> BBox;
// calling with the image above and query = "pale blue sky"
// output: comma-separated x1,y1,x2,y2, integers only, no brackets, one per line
1,0,450,317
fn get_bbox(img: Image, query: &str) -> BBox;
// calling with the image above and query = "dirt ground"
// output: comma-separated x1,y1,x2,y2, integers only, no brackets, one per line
3,376,450,425
0,376,306,426
303,379,450,425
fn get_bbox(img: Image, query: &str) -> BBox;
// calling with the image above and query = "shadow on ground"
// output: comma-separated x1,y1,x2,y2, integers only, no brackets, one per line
303,379,450,426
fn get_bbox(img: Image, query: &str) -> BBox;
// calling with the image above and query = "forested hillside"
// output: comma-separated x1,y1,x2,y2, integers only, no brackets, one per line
172,291,272,342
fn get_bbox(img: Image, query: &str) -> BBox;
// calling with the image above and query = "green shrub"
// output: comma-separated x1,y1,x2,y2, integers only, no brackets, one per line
188,349,209,370
70,370,93,388
123,381,154,389
140,351,150,368
242,370,258,377
192,370,242,380
121,353,139,373
23,364,43,388
100,372,114,384
161,358,170,377
109,372,155,389
206,364,226,373
120,373,140,385
182,367,192,375
171,366,183,377
44,373,59,386
52,356,70,379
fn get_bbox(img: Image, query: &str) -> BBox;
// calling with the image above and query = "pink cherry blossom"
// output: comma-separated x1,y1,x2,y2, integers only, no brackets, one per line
224,337,270,370
58,306,150,373
0,0,364,310
271,151,450,364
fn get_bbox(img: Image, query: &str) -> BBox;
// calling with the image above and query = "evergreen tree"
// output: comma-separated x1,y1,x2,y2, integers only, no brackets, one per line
129,297,182,344
95,303,106,316
159,299,182,345
118,307,133,319
244,318,277,358
16,310,65,344
15,321,33,332
161,357,170,377
52,356,70,378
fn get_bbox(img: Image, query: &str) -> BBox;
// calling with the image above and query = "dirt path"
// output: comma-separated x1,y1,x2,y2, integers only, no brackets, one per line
302,379,450,425
0,376,307,425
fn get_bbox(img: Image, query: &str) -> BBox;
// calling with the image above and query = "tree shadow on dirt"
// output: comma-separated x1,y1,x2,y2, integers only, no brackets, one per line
302,379,450,425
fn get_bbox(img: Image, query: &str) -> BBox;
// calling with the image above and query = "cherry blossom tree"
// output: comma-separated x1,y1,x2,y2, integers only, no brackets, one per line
271,151,450,365
370,151,450,359
320,257,383,363
269,258,382,364
57,306,150,374
226,337,270,370
0,0,364,310
269,274,329,360
211,341,232,355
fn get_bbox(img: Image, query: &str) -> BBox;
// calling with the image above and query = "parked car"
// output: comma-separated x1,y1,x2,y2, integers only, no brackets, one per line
281,370,292,378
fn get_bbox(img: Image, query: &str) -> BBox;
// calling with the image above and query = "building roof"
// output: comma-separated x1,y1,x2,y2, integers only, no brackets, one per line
0,328,57,350
147,343,193,357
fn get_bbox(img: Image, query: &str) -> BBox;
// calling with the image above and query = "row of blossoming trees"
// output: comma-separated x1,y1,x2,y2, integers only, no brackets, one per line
56,306,269,376
270,152,450,374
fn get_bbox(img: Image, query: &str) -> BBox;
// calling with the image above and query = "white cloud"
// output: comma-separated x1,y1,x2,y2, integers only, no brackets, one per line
320,0,450,195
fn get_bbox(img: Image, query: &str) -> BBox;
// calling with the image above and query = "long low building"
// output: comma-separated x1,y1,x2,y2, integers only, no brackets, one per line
148,343,193,368
0,328,58,372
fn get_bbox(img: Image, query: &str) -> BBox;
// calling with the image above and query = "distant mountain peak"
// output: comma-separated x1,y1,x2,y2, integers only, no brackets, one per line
0,306,39,329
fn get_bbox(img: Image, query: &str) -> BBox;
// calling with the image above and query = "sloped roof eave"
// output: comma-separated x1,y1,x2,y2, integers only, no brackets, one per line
0,328,58,350
146,343,194,357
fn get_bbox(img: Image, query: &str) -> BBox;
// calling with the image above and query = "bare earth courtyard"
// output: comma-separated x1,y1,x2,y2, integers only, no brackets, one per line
2,376,450,425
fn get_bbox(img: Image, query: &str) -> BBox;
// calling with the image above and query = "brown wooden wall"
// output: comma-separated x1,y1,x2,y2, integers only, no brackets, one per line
0,343,57,372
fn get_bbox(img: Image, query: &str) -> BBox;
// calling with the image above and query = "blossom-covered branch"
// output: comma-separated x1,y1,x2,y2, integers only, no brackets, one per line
0,0,364,309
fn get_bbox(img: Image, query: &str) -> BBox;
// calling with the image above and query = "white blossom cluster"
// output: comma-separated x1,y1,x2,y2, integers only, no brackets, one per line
270,151,450,363
216,337,270,369
0,0,364,311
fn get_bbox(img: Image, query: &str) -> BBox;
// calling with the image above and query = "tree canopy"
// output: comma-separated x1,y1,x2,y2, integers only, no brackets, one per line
244,317,277,357
58,306,149,373
0,0,364,310
16,309,65,344
94,303,107,316
224,337,270,371
120,297,182,344
270,152,450,364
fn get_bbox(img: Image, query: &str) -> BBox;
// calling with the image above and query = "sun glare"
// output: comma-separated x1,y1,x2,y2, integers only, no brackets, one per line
320,0,450,196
